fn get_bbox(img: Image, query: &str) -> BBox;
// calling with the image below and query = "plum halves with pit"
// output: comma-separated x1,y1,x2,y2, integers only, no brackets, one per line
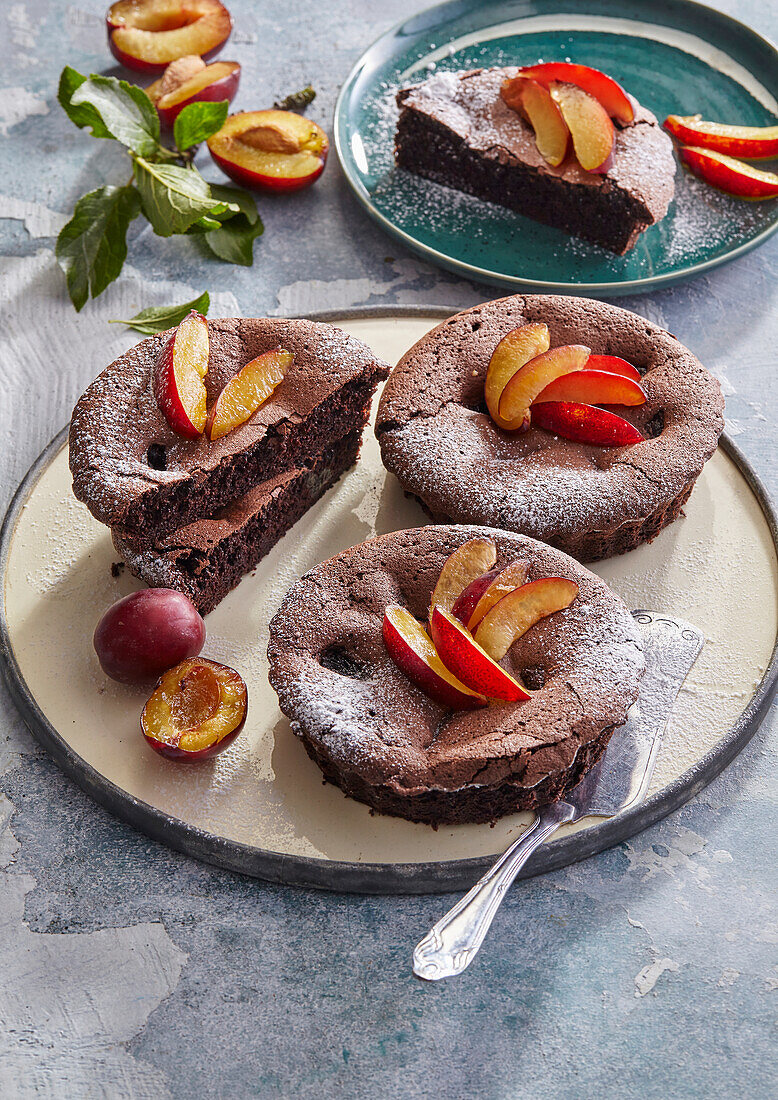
207,110,328,192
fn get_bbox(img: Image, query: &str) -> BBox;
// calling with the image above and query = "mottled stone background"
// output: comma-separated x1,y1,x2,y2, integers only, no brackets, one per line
1,2,776,1097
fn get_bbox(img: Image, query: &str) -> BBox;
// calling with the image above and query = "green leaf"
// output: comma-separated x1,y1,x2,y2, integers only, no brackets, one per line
70,74,160,155
133,158,239,236
58,67,113,139
109,291,210,334
56,185,141,311
204,212,264,265
173,100,229,151
207,183,260,224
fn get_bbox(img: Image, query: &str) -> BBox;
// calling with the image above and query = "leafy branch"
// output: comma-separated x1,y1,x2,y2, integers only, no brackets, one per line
56,67,263,311
109,291,211,334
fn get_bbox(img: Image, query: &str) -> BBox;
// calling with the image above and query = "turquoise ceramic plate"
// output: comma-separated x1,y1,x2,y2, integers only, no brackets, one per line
334,0,778,294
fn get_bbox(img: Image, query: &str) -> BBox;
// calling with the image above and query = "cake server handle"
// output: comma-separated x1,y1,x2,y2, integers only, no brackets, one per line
412,800,576,981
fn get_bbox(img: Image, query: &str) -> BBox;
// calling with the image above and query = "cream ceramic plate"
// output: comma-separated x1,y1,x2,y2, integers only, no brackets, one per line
2,308,777,893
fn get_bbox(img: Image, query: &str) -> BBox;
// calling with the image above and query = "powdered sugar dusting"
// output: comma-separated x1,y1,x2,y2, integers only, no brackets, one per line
401,68,526,154
663,173,764,266
283,675,391,775
381,405,676,543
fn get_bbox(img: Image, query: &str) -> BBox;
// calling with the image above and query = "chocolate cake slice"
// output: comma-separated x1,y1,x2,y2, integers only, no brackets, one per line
70,318,389,547
113,430,363,616
395,68,675,253
267,526,644,825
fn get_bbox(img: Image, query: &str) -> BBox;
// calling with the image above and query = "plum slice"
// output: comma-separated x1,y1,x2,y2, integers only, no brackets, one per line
550,83,615,173
531,401,646,446
664,115,778,161
153,309,209,439
207,348,291,441
141,656,247,759
474,579,580,661
485,323,550,430
383,606,486,710
678,146,778,200
502,78,570,167
453,560,531,631
508,63,634,124
428,538,497,621
586,355,642,382
534,370,646,406
429,607,529,703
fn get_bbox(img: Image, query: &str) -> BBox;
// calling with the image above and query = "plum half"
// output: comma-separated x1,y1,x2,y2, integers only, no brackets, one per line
141,657,247,759
207,110,329,192
106,0,233,74
147,58,240,126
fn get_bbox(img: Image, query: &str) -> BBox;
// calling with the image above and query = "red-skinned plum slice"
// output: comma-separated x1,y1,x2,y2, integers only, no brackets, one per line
383,605,486,710
428,538,497,620
429,607,529,703
531,401,646,446
474,579,580,661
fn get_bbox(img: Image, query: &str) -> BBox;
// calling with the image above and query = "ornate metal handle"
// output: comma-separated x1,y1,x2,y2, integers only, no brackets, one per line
413,800,576,981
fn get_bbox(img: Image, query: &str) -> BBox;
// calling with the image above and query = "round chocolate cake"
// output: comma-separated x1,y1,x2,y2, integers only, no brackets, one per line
376,296,724,562
267,526,644,825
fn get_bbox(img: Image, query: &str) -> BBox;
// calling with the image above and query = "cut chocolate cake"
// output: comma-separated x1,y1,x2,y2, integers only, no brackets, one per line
70,318,389,547
70,316,389,614
113,430,363,616
395,68,676,254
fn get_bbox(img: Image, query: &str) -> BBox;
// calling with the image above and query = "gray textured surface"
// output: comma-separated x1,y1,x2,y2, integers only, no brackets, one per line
1,2,777,1097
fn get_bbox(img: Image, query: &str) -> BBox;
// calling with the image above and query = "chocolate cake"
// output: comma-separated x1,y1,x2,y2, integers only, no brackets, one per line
376,295,724,563
395,68,675,253
70,318,389,547
113,430,362,616
268,526,644,825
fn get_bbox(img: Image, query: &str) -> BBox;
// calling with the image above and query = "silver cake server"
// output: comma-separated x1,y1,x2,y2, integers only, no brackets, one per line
413,610,704,981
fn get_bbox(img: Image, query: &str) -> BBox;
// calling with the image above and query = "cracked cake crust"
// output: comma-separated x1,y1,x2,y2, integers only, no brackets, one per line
267,525,645,825
375,295,724,562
